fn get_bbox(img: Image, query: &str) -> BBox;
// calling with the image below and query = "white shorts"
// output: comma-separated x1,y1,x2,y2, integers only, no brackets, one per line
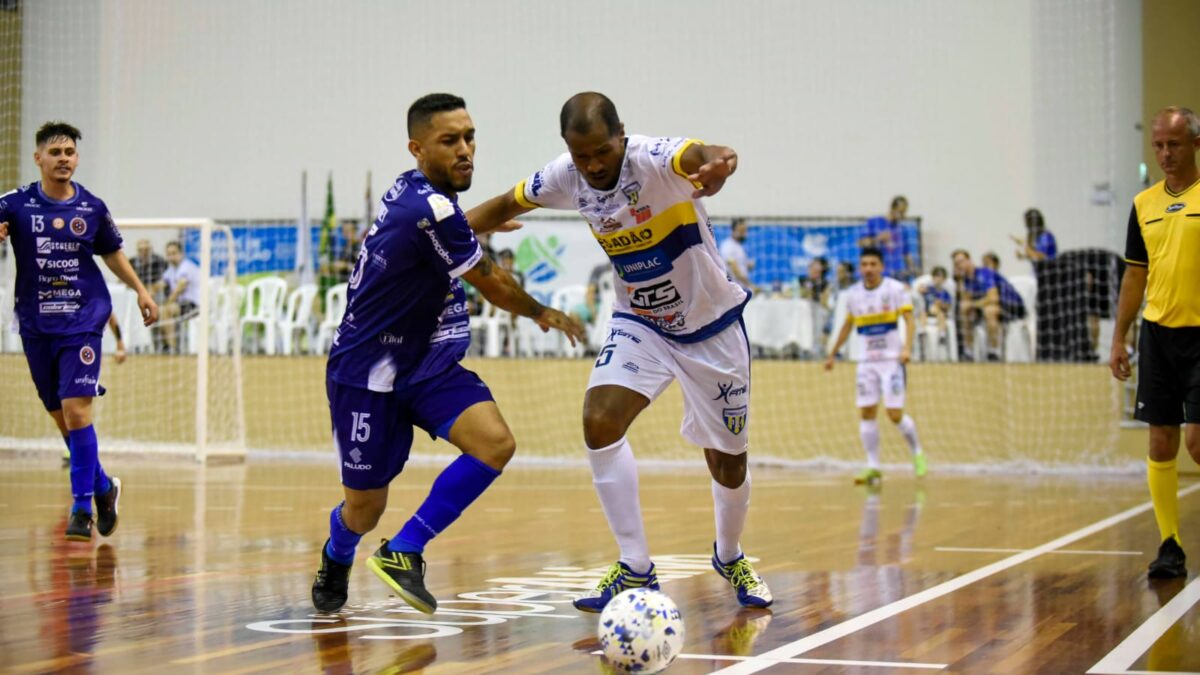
855,359,906,409
587,317,750,453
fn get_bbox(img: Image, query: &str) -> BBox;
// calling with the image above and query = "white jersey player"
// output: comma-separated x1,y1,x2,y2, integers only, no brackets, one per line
825,246,927,485
467,92,771,612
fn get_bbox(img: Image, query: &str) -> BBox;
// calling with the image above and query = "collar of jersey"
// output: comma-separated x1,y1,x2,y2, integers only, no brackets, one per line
36,181,80,205
1164,176,1200,198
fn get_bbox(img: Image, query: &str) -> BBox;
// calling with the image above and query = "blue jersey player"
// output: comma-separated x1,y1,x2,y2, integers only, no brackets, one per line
0,122,159,541
310,94,585,614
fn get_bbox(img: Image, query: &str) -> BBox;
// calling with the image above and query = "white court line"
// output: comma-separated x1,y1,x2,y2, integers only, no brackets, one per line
262,506,293,512
591,651,945,670
1088,575,1200,674
935,547,1144,557
714,483,1200,675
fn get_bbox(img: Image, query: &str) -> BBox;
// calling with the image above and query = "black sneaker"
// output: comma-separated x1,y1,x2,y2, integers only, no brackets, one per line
66,510,93,541
95,477,122,537
365,540,436,614
1148,537,1187,579
312,539,353,613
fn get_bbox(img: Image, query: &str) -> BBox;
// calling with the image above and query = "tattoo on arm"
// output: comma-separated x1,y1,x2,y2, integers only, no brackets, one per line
477,255,494,277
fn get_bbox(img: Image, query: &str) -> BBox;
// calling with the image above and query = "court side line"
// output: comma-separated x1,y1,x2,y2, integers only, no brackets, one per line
1087,575,1200,674
714,483,1200,675
591,651,945,670
935,547,1143,556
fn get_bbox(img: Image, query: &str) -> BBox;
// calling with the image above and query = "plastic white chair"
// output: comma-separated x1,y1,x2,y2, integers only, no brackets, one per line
278,283,318,355
478,297,515,358
549,284,588,357
315,283,348,353
0,286,16,353
209,278,244,355
240,276,288,355
911,275,957,362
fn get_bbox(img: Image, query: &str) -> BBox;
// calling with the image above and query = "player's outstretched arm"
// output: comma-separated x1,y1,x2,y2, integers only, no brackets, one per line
101,250,159,326
678,143,738,198
0,220,8,243
900,308,914,365
462,255,585,346
1109,265,1147,381
465,190,536,236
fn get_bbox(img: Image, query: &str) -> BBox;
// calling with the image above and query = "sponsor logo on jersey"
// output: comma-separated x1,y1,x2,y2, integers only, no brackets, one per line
530,170,545,197
38,301,79,314
70,217,87,235
417,218,431,230
74,375,98,386
75,203,94,213
722,406,747,435
606,327,643,343
649,312,687,332
370,252,389,270
39,274,78,284
424,229,454,266
622,361,639,374
385,180,407,202
629,280,682,312
648,138,669,156
37,237,81,254
37,258,80,270
598,227,654,254
378,332,405,346
1166,202,1186,213
26,197,40,208
630,205,652,224
79,345,96,365
37,288,81,300
615,250,671,283
52,217,65,229
343,446,372,471
713,381,748,404
596,217,623,234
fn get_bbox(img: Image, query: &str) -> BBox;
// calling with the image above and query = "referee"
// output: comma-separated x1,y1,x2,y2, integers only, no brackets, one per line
1111,106,1200,579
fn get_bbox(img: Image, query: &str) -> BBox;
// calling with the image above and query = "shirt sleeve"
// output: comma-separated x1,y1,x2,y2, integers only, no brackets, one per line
661,137,704,189
93,206,124,255
416,197,483,279
514,154,576,211
1124,204,1147,266
1037,232,1057,260
895,282,914,311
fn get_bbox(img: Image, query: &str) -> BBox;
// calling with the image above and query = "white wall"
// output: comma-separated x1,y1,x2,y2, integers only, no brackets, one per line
20,0,1140,270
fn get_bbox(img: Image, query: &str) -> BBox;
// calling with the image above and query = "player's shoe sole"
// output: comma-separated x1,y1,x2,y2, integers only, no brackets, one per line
366,541,436,614
65,510,93,541
854,468,882,486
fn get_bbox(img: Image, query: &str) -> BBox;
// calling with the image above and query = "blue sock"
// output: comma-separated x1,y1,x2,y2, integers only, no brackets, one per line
389,454,501,554
94,463,112,498
68,426,98,514
326,502,362,565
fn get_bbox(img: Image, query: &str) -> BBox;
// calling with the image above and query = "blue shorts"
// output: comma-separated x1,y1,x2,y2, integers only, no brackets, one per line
326,364,495,490
22,332,104,412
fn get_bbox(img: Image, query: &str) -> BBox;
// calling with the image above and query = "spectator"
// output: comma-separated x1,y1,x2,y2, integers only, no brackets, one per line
571,262,615,351
982,251,1001,272
953,249,1026,361
835,261,856,291
859,195,916,282
719,218,754,291
131,239,167,301
798,257,831,307
161,241,202,353
1013,208,1057,262
497,248,524,288
916,265,953,340
463,232,499,316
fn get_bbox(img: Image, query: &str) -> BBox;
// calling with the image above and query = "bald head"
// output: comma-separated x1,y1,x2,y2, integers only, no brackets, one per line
560,92,621,138
1153,106,1200,138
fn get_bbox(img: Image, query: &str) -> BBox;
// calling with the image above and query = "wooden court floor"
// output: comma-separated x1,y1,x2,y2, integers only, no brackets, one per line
0,456,1197,674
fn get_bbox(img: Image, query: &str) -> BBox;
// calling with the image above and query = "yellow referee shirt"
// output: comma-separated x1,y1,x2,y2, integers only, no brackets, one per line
1125,178,1200,327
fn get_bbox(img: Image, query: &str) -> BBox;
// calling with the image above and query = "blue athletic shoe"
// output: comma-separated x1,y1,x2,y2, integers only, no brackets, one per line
573,561,660,613
712,544,773,608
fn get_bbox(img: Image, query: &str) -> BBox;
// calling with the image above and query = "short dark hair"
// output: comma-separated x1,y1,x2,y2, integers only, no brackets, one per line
951,248,970,260
498,248,514,260
407,93,466,138
890,195,908,210
931,265,948,277
165,241,182,252
860,246,884,262
36,121,81,147
560,92,621,137
1024,208,1045,230
812,256,828,274
731,217,747,230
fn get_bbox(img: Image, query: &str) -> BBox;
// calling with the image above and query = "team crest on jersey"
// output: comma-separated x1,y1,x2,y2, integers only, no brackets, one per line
630,205,652,224
1166,202,1186,213
621,181,641,206
70,217,87,235
52,217,65,230
427,194,455,222
596,216,623,234
417,218,431,230
79,345,96,365
722,406,747,435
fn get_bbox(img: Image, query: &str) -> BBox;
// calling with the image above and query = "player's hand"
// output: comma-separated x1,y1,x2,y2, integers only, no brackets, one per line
0,221,8,243
823,354,835,371
899,347,911,365
138,291,159,327
493,220,524,234
535,307,586,346
114,341,127,364
689,150,737,198
1109,342,1132,381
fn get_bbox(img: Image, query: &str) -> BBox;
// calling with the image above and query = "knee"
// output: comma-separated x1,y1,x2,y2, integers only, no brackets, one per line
984,306,1001,323
61,399,92,430
886,409,903,424
707,451,747,489
1185,434,1200,463
860,407,878,421
583,406,624,449
342,496,387,532
476,430,516,471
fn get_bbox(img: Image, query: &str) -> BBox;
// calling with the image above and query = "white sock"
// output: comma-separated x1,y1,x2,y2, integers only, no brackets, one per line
860,420,881,469
587,436,651,574
897,415,922,455
712,470,750,564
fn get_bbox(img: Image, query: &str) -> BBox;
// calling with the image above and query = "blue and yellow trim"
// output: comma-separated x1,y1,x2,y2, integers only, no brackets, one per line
671,139,705,189
513,181,541,209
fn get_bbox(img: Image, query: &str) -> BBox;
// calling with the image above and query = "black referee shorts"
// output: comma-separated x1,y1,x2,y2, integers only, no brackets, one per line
1135,320,1200,426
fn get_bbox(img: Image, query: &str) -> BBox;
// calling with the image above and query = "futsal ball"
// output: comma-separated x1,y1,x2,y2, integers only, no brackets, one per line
598,587,684,673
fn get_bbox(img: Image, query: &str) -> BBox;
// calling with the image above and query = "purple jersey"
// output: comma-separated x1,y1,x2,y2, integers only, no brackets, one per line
0,182,122,337
327,169,483,391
